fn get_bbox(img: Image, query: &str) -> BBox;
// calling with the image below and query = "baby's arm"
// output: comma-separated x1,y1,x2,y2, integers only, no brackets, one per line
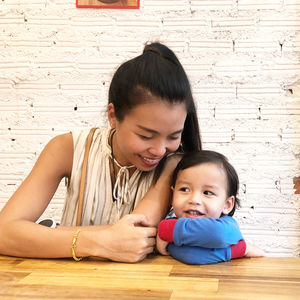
245,243,266,257
166,240,246,265
156,234,169,256
157,217,265,264
157,217,247,264
158,216,243,248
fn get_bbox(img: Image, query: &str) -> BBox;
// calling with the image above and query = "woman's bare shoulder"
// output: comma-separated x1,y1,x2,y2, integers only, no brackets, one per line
46,132,73,154
0,133,74,223
41,132,74,178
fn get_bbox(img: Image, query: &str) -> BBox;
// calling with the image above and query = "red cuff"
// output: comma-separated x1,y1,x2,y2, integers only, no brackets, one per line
231,240,246,259
158,219,178,242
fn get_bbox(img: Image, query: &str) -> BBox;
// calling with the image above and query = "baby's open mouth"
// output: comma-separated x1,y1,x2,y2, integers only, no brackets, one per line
184,210,204,218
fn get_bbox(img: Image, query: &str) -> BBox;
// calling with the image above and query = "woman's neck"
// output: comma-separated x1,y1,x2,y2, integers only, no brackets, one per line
109,129,136,177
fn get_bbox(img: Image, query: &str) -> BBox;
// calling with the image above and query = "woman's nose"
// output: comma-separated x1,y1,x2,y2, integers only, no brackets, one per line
148,141,167,157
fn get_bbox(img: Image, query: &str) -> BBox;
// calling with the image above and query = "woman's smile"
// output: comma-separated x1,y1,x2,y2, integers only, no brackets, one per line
140,155,162,167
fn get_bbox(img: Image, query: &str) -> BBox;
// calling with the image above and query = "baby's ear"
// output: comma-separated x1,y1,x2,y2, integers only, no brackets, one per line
222,196,235,215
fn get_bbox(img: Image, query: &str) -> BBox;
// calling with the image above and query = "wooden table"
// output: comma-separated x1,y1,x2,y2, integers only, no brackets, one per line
1,254,299,299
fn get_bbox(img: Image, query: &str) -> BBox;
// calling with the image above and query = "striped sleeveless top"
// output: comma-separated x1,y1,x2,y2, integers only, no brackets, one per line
60,128,154,226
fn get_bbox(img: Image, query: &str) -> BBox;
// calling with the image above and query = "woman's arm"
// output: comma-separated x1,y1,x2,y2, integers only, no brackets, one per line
0,133,74,257
132,154,182,227
158,216,243,248
0,133,156,262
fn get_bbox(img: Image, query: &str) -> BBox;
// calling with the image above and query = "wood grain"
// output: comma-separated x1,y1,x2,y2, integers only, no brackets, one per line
0,255,299,299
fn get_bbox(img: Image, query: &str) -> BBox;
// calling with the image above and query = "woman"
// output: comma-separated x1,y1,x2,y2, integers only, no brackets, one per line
0,42,201,262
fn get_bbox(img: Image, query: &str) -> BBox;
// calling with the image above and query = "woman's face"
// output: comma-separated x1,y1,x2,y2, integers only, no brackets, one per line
108,98,187,171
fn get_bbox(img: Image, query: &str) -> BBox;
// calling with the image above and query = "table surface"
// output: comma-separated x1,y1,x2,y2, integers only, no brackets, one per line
1,254,300,299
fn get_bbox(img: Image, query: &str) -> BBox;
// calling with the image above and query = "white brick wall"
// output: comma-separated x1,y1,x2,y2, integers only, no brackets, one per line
0,0,299,257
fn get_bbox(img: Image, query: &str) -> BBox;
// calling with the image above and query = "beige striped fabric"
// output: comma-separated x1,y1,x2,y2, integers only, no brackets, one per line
60,127,154,226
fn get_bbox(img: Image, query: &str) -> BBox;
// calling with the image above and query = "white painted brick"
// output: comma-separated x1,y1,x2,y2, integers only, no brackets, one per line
201,132,232,143
70,17,117,27
234,128,280,142
2,0,47,5
26,17,69,26
215,105,259,119
283,38,300,52
191,0,234,10
237,85,282,97
162,18,206,30
234,40,279,52
115,19,162,30
189,39,233,52
260,105,300,119
262,63,300,75
259,15,300,29
284,0,300,9
238,0,282,10
14,82,57,90
193,86,236,98
184,64,212,81
143,0,188,11
196,107,214,120
158,41,187,53
282,129,300,144
0,16,24,24
212,18,256,29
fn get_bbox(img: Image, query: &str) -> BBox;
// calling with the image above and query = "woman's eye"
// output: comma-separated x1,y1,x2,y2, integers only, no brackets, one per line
138,134,152,140
169,135,180,141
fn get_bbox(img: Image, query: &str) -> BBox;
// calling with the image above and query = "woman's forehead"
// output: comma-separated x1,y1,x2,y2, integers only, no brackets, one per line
122,100,187,131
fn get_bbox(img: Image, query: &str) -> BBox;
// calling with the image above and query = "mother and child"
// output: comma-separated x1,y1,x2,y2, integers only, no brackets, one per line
0,42,264,264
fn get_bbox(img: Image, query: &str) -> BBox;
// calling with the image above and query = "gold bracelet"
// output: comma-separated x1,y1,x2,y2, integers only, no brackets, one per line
71,229,83,261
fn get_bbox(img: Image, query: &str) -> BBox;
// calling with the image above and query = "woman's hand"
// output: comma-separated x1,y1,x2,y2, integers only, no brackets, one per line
91,214,157,263
156,234,169,256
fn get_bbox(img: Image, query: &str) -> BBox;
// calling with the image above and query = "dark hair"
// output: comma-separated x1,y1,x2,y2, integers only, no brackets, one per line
171,150,241,216
108,42,201,154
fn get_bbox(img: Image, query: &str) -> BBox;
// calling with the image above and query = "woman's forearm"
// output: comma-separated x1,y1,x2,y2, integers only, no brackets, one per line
0,214,156,262
0,220,98,258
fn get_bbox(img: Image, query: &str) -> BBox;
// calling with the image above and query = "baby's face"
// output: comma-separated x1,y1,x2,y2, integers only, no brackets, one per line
172,162,234,219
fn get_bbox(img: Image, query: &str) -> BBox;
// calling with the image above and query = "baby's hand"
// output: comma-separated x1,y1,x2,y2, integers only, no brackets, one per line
156,234,169,256
245,243,266,257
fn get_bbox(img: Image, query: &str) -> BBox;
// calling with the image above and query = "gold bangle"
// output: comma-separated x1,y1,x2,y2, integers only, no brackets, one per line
71,229,83,261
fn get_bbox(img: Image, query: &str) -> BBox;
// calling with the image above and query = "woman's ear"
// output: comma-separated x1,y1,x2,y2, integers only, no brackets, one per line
107,103,117,129
222,196,235,216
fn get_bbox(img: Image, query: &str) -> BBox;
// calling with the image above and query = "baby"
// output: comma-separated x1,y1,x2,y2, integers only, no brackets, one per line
157,150,265,264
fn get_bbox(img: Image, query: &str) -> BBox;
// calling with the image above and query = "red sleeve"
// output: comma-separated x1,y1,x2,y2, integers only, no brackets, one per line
230,240,246,259
158,219,178,242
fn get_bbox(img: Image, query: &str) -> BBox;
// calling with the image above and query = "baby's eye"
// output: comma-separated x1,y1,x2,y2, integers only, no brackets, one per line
204,190,214,196
179,187,190,192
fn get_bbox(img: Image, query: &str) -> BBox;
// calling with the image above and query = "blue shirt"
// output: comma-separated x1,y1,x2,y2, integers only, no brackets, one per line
166,216,244,265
